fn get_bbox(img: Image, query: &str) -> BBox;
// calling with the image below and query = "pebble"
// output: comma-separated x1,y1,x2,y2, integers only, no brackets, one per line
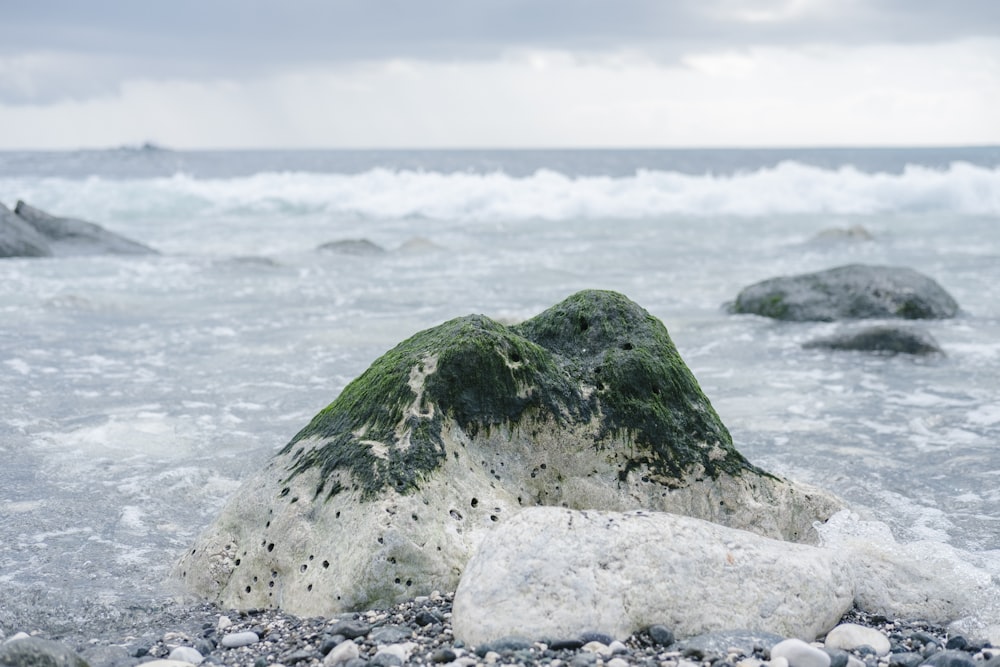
169,645,205,664
921,650,978,667
324,639,360,666
648,624,676,647
217,615,233,632
771,638,832,667
825,624,891,656
220,631,260,648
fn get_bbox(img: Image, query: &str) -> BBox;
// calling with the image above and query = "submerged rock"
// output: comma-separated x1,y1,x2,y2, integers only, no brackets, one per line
13,200,158,256
730,264,958,321
451,507,854,645
803,326,943,356
175,290,841,616
317,238,387,255
1,202,53,258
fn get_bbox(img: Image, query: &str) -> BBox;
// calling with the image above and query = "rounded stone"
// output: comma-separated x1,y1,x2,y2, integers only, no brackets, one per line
220,631,260,648
771,638,832,667
920,650,977,667
324,640,360,667
825,623,891,655
168,646,204,664
648,624,675,647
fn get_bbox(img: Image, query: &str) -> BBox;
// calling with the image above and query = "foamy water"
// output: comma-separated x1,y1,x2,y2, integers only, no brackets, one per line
1,148,998,637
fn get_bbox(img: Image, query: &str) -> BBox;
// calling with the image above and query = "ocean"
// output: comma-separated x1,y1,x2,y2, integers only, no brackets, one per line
1,147,999,637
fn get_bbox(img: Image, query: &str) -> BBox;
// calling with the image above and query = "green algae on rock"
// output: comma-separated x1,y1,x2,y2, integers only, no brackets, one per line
175,290,842,617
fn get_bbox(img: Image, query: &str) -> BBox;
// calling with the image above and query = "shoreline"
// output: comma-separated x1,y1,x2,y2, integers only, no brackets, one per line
2,593,995,667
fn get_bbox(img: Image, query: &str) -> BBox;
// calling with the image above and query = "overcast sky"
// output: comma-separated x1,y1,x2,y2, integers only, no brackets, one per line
1,0,998,149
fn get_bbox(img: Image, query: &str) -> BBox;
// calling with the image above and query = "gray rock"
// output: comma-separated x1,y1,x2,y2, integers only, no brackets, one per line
219,631,259,648
1,202,52,258
317,239,387,255
168,646,204,664
369,626,411,644
771,638,832,667
13,200,158,256
888,653,924,667
451,507,854,646
0,636,89,667
803,326,942,356
327,620,371,640
730,264,959,321
175,290,842,617
646,625,675,647
920,651,977,667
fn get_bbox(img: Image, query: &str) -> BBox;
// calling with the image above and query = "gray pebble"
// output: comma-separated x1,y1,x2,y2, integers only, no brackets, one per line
431,648,457,663
328,620,371,640
220,631,260,648
889,652,924,667
921,650,977,667
648,624,675,647
579,631,614,645
370,652,403,667
369,625,411,644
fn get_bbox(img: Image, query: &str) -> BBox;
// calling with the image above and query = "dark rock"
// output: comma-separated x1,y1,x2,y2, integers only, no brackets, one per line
430,648,457,663
944,636,968,650
280,649,321,664
548,638,585,651
328,620,371,639
317,238,387,255
824,648,850,667
910,632,941,648
370,652,403,667
77,645,133,667
920,650,977,667
414,610,442,626
13,201,158,256
0,636,90,667
369,625,411,644
474,636,533,656
676,630,786,657
803,326,943,356
889,652,925,667
647,624,675,647
1,202,53,258
318,634,343,655
730,264,959,321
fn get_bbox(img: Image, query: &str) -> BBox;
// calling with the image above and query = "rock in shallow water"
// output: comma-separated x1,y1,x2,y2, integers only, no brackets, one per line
803,326,943,356
730,264,958,321
175,290,842,616
451,507,854,646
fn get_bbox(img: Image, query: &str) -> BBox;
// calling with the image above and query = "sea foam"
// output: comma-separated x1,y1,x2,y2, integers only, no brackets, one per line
2,160,998,224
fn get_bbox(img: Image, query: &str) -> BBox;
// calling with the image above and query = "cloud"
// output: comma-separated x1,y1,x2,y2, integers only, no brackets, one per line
2,39,997,149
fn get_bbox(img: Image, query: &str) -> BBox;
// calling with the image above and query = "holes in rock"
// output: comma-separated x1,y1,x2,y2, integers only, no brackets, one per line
290,496,299,504
450,509,463,521
452,452,459,461
377,536,384,544
322,560,330,569
335,511,341,519
411,513,419,521
510,351,522,363
307,584,313,592
253,576,259,582
268,581,274,588
267,542,275,552
190,549,196,555
621,342,634,351
394,578,401,584
245,586,251,593
490,515,499,522
279,487,290,497
406,579,412,587
470,498,479,508
182,571,186,578
388,557,397,565
596,382,605,391
540,463,547,469
579,318,589,332
300,564,308,573
651,386,660,395
235,559,241,567
266,521,271,528
309,555,314,561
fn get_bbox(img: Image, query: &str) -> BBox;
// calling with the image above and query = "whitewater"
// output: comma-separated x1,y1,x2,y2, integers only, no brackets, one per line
1,147,999,638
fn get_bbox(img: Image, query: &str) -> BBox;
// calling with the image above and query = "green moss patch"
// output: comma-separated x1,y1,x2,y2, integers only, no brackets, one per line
280,289,760,501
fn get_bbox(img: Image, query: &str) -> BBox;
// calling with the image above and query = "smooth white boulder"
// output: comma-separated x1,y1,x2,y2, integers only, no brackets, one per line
770,639,831,667
452,507,853,646
824,623,890,655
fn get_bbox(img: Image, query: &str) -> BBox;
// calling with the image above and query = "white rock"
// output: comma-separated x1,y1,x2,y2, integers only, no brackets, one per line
374,642,417,663
846,657,865,667
768,658,789,667
220,631,259,648
608,659,630,667
323,640,359,666
583,641,612,657
770,639,831,667
824,623,890,656
452,507,853,646
217,615,233,631
3,632,30,645
168,646,204,664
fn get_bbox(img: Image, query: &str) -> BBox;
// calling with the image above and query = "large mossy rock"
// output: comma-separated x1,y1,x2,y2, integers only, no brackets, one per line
175,290,841,616
13,200,158,256
731,264,959,321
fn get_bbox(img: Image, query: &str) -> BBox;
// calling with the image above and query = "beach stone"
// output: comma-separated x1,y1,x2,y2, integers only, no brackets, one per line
369,625,411,644
0,636,89,667
825,624,891,656
176,290,842,616
451,507,853,646
327,620,370,639
168,646,204,664
13,200,158,256
771,639,831,667
730,264,959,321
140,662,200,667
888,653,923,667
803,326,942,356
920,651,976,667
647,624,676,647
323,640,359,667
220,631,259,648
1,202,53,258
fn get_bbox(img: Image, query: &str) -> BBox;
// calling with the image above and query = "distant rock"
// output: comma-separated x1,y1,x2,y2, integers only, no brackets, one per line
451,507,854,646
396,237,443,253
1,202,53,258
13,200,158,256
811,225,874,242
803,326,943,356
730,264,958,321
317,238,387,255
175,290,841,617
